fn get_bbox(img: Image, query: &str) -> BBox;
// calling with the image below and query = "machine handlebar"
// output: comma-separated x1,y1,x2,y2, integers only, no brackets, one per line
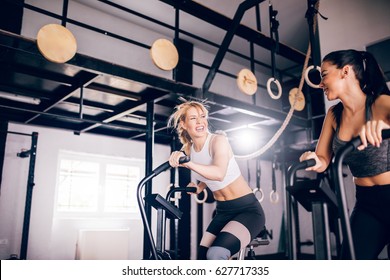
152,156,190,176
184,186,197,193
348,129,390,149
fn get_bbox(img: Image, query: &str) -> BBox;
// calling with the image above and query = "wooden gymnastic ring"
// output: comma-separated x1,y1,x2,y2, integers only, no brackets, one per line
194,188,208,204
304,65,321,88
267,78,282,100
269,190,279,204
252,188,264,202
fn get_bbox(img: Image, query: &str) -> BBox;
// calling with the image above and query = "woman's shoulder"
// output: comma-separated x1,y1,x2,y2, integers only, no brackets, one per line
324,102,341,129
210,132,228,143
374,94,390,104
372,94,390,113
213,130,227,137
209,132,230,150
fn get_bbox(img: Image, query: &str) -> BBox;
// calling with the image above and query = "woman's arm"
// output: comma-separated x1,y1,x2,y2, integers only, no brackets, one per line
184,134,231,181
358,95,390,150
300,108,336,172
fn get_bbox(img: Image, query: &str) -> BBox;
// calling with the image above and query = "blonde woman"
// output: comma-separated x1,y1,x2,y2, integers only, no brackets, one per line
168,100,265,260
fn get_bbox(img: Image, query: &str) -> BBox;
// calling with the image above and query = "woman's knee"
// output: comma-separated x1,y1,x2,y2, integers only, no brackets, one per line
206,246,231,260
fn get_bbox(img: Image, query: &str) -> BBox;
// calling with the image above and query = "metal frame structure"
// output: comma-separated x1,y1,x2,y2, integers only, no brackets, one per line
0,0,313,148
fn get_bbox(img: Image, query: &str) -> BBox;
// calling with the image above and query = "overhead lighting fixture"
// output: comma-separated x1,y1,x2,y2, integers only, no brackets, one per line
120,115,147,126
0,92,41,105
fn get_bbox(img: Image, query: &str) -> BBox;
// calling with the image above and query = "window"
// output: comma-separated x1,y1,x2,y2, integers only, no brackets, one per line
55,150,144,217
57,159,99,212
104,163,141,212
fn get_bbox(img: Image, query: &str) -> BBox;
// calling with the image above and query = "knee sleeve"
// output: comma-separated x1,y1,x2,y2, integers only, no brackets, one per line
207,246,231,260
213,231,241,255
197,245,208,260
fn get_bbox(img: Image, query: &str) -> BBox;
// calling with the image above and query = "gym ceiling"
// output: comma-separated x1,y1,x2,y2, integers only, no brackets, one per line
0,0,324,160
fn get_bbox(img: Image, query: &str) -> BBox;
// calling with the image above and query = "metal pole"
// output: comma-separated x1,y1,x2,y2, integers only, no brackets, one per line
20,132,38,260
143,101,154,259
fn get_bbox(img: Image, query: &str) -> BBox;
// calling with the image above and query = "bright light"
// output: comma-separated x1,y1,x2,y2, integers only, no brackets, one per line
231,128,265,155
240,128,258,147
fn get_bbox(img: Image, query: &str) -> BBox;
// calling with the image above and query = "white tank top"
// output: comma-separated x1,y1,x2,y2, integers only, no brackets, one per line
190,133,241,192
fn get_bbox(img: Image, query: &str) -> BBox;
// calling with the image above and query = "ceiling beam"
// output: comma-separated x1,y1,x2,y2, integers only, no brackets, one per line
25,72,99,124
0,29,309,130
160,0,308,65
77,88,170,134
202,0,264,97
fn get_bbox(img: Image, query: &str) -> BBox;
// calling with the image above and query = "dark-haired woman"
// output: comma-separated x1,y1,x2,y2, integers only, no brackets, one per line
300,49,390,259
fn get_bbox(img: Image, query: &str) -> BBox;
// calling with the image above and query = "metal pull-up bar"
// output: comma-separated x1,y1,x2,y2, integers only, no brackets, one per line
202,0,265,98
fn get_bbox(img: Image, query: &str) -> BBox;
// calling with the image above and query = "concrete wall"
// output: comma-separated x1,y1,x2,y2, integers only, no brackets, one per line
318,0,390,110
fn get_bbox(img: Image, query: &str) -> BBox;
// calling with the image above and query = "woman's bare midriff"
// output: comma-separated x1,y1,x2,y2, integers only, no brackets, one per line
212,175,252,201
354,171,390,186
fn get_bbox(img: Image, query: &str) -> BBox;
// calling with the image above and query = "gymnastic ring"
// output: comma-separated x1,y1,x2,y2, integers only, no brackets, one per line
266,78,282,100
304,65,321,89
269,190,279,204
194,189,208,204
252,188,264,203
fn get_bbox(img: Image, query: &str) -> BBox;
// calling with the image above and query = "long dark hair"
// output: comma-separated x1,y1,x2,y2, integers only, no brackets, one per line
323,49,390,125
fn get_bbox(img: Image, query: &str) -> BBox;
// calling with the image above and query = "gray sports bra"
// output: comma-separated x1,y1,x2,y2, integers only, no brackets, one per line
332,104,390,178
332,133,389,177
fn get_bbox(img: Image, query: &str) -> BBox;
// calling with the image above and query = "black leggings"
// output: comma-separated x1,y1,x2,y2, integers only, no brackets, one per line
340,184,390,260
198,193,265,260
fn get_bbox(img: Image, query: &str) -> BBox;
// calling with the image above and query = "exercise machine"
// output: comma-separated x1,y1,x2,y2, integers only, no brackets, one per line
137,156,196,260
331,129,390,260
287,129,390,260
286,159,340,260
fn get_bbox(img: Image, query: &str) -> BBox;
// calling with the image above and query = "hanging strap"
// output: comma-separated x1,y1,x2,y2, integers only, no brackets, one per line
266,3,283,100
269,3,279,78
252,159,264,202
270,156,279,203
305,0,328,67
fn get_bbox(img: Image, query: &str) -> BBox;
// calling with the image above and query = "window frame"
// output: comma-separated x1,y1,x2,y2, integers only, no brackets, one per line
54,150,145,219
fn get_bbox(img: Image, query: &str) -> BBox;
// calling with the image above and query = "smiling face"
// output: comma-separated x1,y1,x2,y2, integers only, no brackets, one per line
320,61,346,101
180,105,208,139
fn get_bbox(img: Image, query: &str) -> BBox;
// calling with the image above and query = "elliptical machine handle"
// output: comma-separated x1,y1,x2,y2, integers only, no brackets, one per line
287,158,316,186
184,186,197,193
165,185,198,204
299,158,316,169
348,129,390,149
383,129,390,140
152,156,190,176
